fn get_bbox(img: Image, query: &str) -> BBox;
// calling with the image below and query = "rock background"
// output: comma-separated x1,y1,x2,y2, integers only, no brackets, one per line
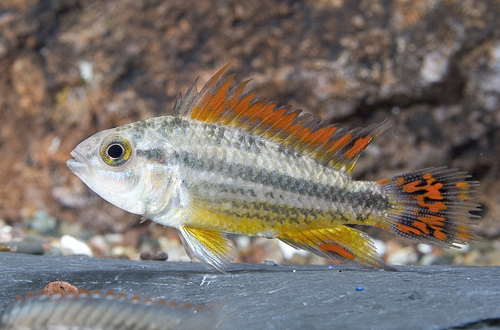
1,0,499,264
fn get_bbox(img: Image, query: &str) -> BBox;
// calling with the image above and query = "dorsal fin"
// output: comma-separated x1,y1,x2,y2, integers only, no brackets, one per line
173,62,390,175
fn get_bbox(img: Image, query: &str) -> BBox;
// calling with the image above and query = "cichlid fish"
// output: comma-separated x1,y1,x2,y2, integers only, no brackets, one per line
67,63,480,272
0,290,223,330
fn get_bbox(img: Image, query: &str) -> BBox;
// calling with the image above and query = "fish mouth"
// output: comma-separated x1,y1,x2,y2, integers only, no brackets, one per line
66,150,89,172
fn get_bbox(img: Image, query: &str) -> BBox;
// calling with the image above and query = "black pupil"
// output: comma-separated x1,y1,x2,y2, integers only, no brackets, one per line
107,144,124,159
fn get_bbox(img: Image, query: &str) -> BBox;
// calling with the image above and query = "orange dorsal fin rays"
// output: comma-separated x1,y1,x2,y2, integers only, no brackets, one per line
174,62,390,174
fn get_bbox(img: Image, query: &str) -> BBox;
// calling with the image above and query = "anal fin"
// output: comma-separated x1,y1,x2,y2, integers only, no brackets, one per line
278,225,396,271
177,226,235,272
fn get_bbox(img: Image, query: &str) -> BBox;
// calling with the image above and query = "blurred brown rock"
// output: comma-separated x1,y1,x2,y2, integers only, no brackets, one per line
0,0,498,246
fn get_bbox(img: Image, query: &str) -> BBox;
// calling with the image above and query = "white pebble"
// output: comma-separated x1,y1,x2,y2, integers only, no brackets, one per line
60,235,93,257
387,246,418,265
417,243,433,254
78,60,93,82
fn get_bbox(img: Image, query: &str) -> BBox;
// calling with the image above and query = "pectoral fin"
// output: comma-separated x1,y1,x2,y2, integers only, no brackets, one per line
177,226,235,272
278,225,396,271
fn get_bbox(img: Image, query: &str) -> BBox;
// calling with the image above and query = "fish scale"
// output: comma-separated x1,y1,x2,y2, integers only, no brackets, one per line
67,62,480,272
154,120,388,229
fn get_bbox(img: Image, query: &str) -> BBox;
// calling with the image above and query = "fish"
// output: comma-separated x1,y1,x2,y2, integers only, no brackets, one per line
0,290,223,330
67,62,480,272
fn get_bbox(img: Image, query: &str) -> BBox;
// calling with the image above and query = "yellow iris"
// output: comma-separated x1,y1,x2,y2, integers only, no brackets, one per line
100,136,132,167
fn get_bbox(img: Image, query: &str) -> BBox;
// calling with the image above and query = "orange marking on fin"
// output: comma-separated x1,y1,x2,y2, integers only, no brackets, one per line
262,108,288,128
298,126,337,148
416,214,447,240
327,133,353,153
432,228,447,241
403,176,444,198
189,62,233,120
377,178,391,185
414,195,448,212
238,101,273,125
197,77,234,122
345,137,372,160
196,77,233,121
394,177,405,186
397,223,422,236
412,220,430,234
319,242,355,260
402,173,448,212
180,62,389,174
416,214,446,227
270,111,300,132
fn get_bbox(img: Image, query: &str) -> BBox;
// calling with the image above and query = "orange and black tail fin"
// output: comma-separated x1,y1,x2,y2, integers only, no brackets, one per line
377,167,481,247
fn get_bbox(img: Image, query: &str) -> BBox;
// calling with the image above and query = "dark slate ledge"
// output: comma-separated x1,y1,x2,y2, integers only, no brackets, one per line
0,253,499,330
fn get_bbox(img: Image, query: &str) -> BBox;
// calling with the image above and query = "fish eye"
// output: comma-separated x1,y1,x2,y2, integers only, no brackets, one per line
101,137,132,167
107,144,124,159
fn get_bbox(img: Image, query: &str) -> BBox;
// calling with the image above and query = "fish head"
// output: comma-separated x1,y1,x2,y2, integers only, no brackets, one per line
67,124,177,216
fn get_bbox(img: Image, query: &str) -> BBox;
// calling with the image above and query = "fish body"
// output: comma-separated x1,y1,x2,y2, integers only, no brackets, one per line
67,63,480,271
0,291,222,330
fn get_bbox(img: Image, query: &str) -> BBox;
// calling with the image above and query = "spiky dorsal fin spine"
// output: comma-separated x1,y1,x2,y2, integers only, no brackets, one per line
174,62,389,175
172,78,199,117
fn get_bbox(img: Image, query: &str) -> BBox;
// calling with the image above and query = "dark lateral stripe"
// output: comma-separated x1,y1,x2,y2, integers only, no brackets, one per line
217,199,348,225
174,151,392,212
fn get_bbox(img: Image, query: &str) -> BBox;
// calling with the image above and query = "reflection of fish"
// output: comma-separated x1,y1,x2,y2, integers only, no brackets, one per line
67,63,480,272
0,291,222,330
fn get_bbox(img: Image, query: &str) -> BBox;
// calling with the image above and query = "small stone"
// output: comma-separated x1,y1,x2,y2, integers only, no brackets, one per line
29,211,59,237
417,243,433,254
140,251,168,261
110,245,138,259
87,235,109,256
264,260,278,266
4,241,44,255
387,246,418,266
42,281,79,296
43,247,65,256
60,235,93,257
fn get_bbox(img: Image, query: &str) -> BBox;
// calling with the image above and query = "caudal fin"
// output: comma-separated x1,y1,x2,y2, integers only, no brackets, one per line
377,167,481,247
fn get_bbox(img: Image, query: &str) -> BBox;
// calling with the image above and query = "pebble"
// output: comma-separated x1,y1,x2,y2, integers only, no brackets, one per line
43,247,65,256
29,211,59,237
4,241,44,255
87,235,109,255
264,260,278,266
110,245,138,259
387,246,418,265
140,251,168,261
417,243,433,254
60,235,93,257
